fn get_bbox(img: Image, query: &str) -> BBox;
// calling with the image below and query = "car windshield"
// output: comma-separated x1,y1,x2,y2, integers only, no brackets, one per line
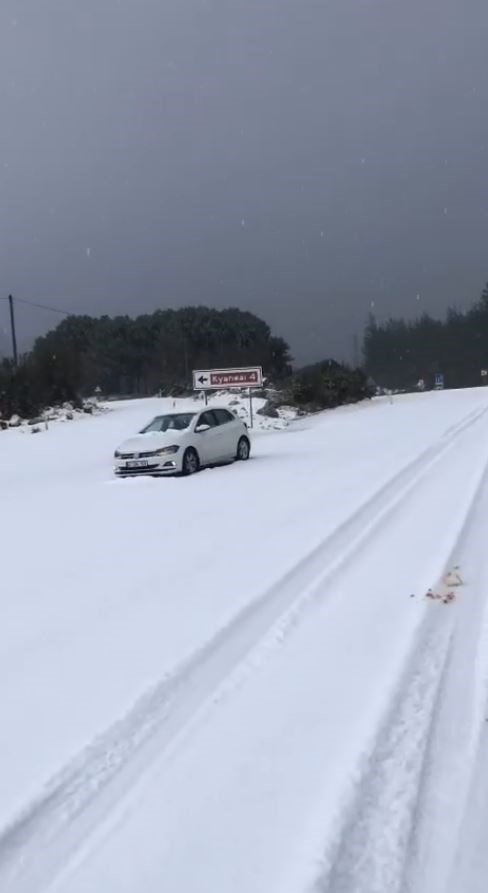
140,413,195,433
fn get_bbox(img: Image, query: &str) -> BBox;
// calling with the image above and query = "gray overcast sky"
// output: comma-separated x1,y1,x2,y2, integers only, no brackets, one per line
0,0,487,363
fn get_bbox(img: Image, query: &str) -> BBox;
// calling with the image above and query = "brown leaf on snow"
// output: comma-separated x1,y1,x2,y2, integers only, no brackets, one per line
424,589,456,604
443,592,456,604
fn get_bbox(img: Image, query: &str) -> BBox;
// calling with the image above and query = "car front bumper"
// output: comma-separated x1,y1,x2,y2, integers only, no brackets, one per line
114,454,181,476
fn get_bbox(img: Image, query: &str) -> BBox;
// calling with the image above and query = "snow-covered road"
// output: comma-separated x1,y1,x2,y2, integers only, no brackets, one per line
2,389,488,892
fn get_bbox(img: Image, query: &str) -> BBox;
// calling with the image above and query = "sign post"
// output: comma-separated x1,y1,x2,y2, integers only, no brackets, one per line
434,372,444,390
192,366,263,428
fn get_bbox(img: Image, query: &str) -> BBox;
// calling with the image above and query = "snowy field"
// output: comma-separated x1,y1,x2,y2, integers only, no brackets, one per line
2,388,488,892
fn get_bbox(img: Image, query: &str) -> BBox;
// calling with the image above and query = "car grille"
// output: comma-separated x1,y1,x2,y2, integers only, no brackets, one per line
116,463,161,474
118,450,155,460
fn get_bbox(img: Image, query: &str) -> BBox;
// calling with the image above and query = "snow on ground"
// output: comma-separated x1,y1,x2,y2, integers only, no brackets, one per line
2,389,295,435
2,389,488,892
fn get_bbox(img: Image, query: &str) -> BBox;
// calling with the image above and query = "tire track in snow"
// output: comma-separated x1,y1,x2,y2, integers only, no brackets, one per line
0,405,487,892
400,459,488,893
309,433,488,893
311,610,455,893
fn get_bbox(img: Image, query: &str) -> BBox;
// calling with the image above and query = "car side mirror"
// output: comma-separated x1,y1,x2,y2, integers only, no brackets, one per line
195,423,211,433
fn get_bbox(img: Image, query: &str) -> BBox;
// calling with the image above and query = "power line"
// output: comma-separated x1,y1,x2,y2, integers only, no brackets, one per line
1,294,78,365
0,296,72,316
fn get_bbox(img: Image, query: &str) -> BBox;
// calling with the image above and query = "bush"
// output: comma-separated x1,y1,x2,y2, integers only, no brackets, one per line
0,354,79,421
285,360,373,411
0,359,42,420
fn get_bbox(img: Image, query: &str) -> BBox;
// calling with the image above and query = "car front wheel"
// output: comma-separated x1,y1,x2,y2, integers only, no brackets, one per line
236,436,250,461
182,447,200,475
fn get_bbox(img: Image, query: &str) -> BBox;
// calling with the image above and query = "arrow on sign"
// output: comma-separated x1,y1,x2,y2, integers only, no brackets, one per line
198,375,209,385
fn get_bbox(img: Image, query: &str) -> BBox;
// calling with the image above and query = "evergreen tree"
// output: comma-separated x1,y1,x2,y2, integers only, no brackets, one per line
363,281,488,390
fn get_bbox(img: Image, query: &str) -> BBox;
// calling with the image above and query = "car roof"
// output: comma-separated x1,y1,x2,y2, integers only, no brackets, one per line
148,407,237,422
152,411,195,418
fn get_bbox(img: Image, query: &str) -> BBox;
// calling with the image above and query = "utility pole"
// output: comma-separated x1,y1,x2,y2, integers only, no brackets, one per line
8,295,18,367
352,333,359,368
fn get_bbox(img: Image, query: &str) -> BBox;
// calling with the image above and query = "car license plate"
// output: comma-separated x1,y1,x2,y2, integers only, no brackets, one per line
126,459,149,468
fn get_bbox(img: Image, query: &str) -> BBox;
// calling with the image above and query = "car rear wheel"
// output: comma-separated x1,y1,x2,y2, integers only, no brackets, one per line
182,447,200,475
236,436,250,461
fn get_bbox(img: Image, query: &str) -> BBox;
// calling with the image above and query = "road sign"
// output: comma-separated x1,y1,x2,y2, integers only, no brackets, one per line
192,367,263,390
434,373,444,390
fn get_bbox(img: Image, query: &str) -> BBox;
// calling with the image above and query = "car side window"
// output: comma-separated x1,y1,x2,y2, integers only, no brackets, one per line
198,410,218,428
214,409,234,425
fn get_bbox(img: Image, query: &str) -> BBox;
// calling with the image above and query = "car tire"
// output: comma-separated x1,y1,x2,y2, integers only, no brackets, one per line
182,447,200,476
236,436,250,461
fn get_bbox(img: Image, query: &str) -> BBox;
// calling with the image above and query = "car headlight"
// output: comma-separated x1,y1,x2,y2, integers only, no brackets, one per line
114,450,121,458
153,445,179,456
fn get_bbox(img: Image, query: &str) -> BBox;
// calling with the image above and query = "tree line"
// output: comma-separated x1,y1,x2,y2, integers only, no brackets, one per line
0,304,371,420
364,282,488,391
0,306,291,418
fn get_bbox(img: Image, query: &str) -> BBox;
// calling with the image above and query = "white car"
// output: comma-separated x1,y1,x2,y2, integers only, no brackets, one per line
114,408,251,477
